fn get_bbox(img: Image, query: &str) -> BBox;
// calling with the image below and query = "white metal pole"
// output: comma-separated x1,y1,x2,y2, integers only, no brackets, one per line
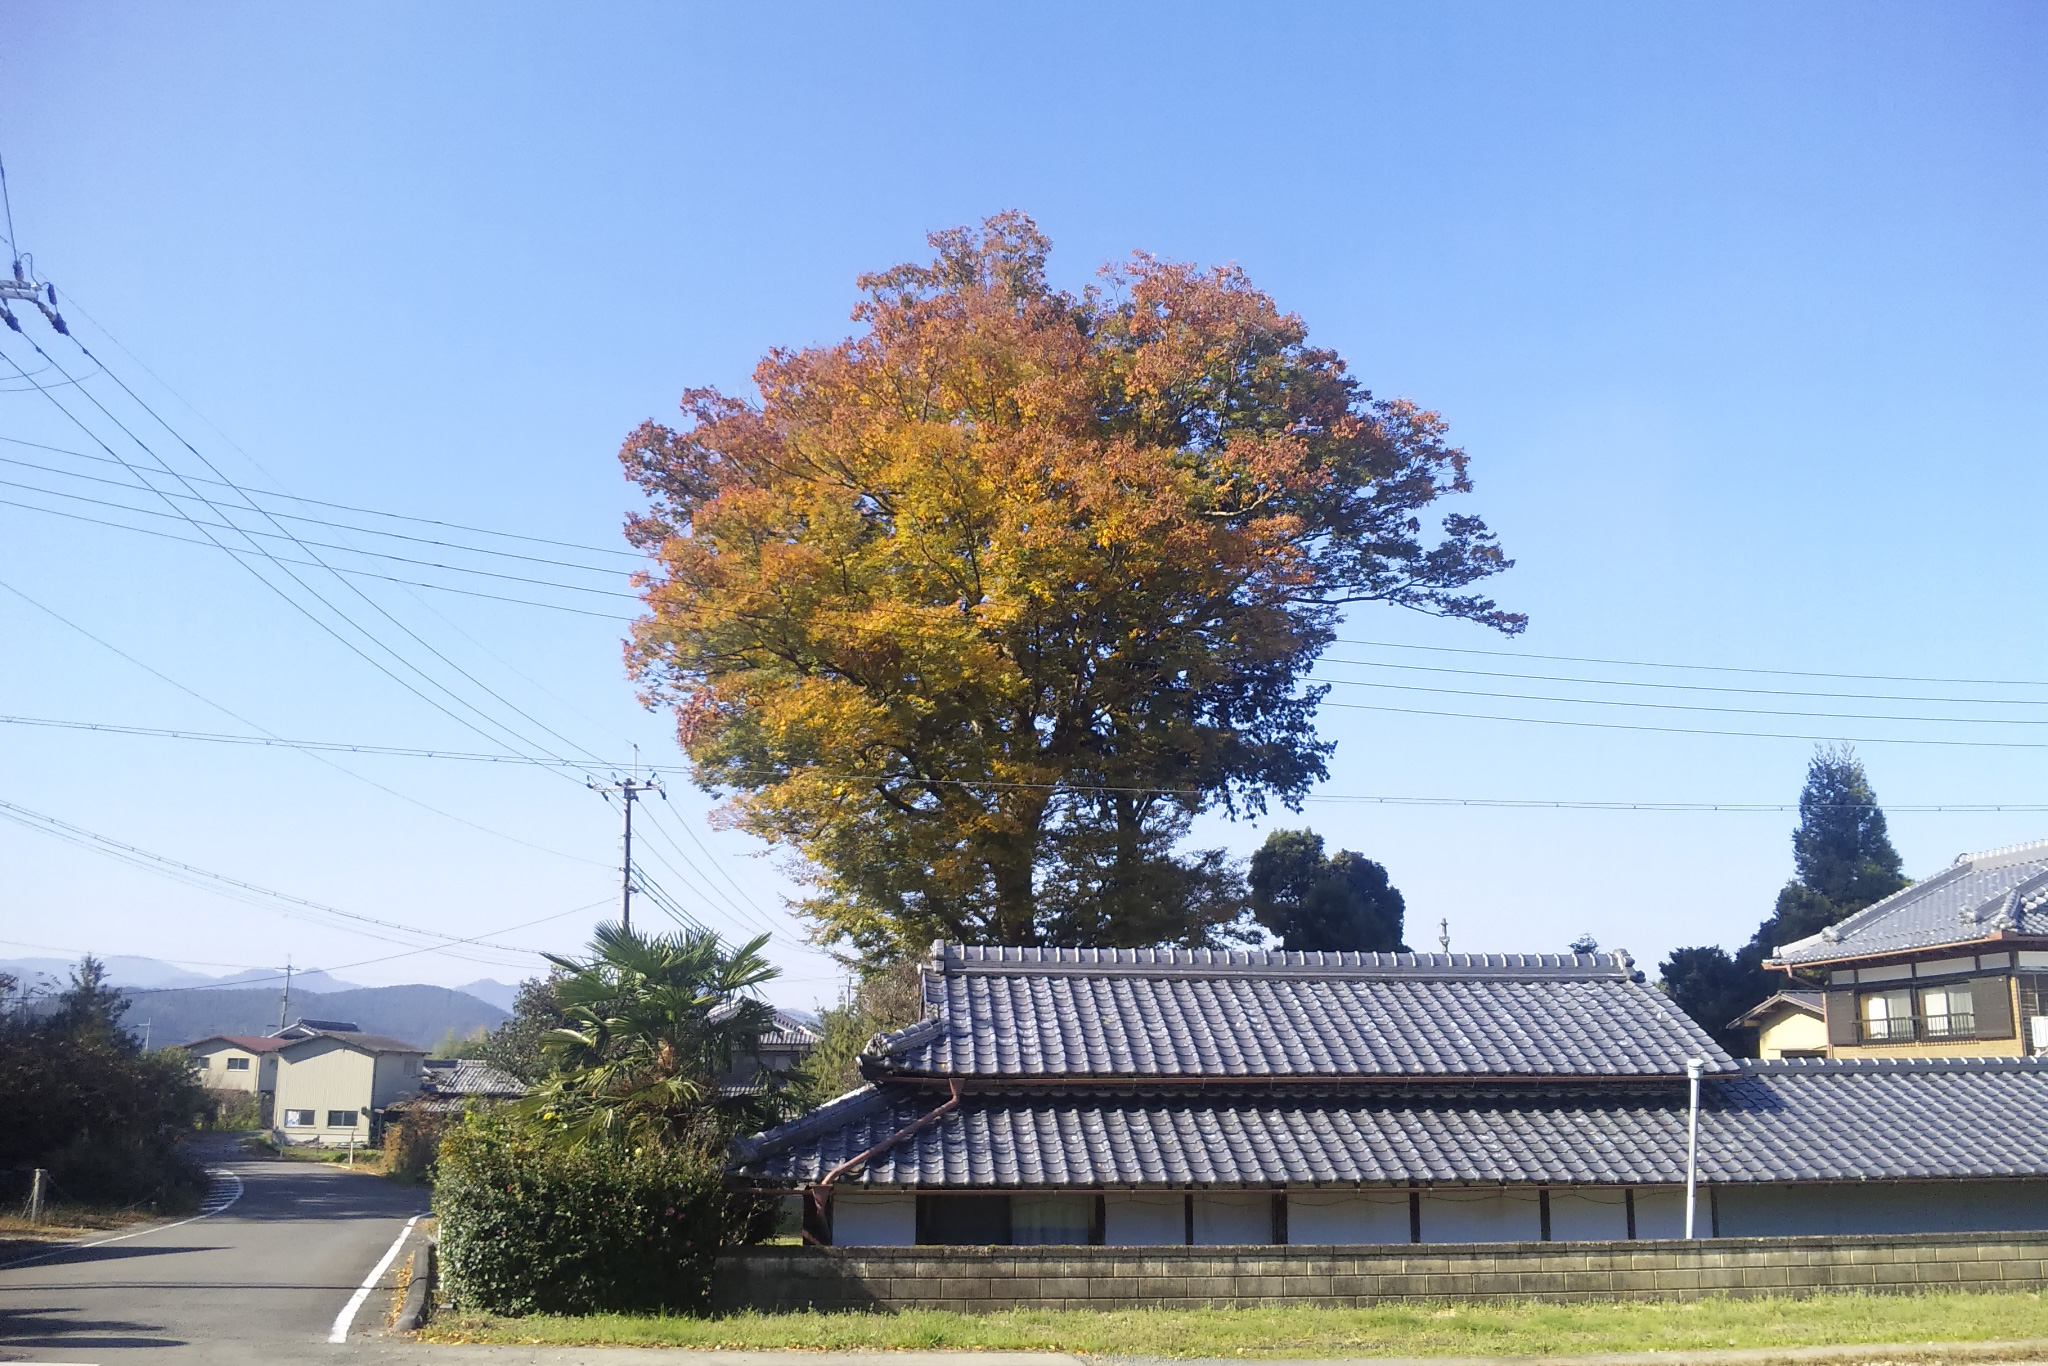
27,1168,45,1224
1684,1057,1704,1239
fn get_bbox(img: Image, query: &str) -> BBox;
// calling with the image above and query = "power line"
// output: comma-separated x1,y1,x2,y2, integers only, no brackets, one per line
1312,675,2048,728
1319,698,2048,750
8,709,2048,802
1330,635,2048,691
0,439,643,563
0,495,630,617
0,795,539,961
26,327,614,772
1318,655,2048,709
0,343,580,767
116,897,613,995
0,576,609,865
0,463,636,588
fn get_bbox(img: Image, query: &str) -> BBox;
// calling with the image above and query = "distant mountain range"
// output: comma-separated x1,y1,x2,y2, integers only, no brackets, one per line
2,956,519,1052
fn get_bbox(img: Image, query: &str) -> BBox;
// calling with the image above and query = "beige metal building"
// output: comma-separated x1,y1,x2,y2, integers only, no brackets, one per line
184,1034,286,1093
271,1029,428,1146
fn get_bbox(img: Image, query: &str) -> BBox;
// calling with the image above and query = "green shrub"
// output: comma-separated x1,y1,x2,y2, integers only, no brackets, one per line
434,1106,768,1315
200,1089,266,1131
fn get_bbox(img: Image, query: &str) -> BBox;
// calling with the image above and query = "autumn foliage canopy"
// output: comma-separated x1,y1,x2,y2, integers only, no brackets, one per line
622,213,1519,958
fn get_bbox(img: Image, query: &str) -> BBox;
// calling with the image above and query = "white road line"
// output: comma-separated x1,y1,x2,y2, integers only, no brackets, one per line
328,1213,420,1344
0,1169,243,1271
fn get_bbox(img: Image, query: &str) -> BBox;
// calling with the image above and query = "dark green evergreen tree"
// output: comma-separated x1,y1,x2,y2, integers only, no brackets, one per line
1660,745,1908,1051
477,974,569,1083
1249,829,1407,952
53,955,131,1043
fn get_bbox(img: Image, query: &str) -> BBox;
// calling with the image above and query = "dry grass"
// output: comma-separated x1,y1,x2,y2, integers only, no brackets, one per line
0,1207,159,1244
422,1290,2048,1357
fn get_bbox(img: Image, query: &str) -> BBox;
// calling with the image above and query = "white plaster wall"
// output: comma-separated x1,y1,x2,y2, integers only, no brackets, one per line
1104,1191,1185,1245
1193,1191,1270,1245
1549,1188,1630,1241
1287,1189,1411,1244
1633,1186,1688,1239
1418,1187,1543,1243
833,1190,916,1246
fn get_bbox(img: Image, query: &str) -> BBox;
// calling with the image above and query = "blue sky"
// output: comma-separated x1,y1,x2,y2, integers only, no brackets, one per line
0,3,2042,1007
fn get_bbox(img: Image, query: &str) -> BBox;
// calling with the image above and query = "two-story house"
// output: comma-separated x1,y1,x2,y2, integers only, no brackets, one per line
1769,838,2048,1056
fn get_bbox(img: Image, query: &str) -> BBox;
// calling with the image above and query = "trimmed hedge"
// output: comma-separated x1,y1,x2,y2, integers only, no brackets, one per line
435,1106,765,1315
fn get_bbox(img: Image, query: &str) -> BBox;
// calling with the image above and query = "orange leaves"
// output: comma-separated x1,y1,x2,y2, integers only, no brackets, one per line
618,213,1518,957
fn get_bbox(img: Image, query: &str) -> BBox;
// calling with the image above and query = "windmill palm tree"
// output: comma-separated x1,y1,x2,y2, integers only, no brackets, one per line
521,922,782,1150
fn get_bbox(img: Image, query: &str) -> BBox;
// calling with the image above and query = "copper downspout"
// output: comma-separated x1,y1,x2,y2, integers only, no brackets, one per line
804,1078,962,1245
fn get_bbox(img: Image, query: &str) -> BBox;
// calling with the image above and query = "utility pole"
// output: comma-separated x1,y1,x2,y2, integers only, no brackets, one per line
0,149,67,336
278,959,294,1031
590,757,663,932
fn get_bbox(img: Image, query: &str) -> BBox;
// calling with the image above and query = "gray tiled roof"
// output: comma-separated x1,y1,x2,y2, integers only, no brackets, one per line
1776,839,2048,964
420,1059,526,1098
735,1058,2048,1188
864,945,1734,1081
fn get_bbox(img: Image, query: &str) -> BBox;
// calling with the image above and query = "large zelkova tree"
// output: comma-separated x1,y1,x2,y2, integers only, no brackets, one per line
1661,745,1909,1050
622,213,1521,959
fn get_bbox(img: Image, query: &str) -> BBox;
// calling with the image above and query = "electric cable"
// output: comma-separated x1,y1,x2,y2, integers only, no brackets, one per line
0,795,542,960
1317,655,2048,709
0,496,628,617
0,576,610,865
0,343,577,767
44,295,646,560
51,329,624,768
114,896,613,994
0,432,645,561
0,466,636,590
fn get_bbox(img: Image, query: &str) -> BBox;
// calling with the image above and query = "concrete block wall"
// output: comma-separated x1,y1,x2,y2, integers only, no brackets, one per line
711,1230,2048,1313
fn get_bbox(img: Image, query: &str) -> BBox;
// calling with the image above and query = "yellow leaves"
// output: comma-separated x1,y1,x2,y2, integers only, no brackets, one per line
620,213,1514,956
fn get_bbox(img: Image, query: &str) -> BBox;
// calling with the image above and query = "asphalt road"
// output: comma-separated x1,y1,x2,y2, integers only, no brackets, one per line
0,1135,429,1364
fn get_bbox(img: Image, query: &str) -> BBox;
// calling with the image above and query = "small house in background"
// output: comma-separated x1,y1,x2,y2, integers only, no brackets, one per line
1771,838,2048,1057
1729,991,1826,1058
270,1028,427,1146
184,1034,287,1120
384,1057,529,1119
272,1017,362,1039
722,1009,823,1090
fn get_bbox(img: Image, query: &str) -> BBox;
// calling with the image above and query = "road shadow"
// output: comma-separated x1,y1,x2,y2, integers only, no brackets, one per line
0,1305,185,1351
221,1164,429,1223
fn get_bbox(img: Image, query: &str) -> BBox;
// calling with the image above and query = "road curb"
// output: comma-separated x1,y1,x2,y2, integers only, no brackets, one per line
394,1240,437,1332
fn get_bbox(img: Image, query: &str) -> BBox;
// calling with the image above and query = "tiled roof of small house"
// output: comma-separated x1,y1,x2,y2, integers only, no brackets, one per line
420,1058,526,1098
735,1058,2048,1189
1775,839,2048,964
1728,990,1824,1030
276,1028,425,1055
861,944,1735,1082
181,1033,288,1053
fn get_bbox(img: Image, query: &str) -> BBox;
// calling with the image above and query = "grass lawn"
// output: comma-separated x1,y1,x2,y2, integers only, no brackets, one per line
422,1290,2048,1357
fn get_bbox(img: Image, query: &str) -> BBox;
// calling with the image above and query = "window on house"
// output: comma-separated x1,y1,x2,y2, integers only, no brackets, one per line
226,1057,250,1071
193,1055,209,1068
1861,989,1914,1041
283,1109,316,1127
327,1110,359,1128
1921,984,1975,1037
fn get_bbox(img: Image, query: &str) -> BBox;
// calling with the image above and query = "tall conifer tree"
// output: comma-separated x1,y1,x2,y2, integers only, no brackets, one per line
1660,746,1907,1051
